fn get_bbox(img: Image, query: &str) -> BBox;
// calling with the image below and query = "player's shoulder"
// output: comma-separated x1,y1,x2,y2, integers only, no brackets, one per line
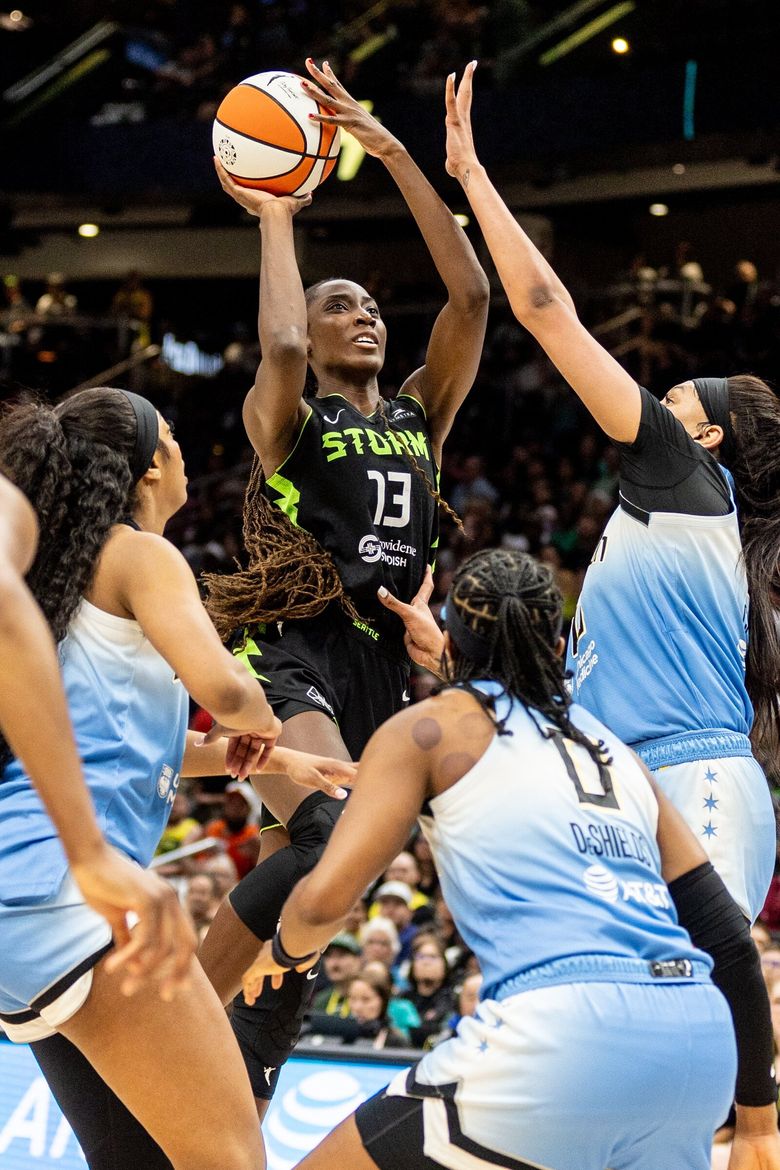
377,686,495,752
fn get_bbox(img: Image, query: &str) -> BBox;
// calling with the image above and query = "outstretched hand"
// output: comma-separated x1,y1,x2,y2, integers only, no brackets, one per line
445,61,480,184
242,939,318,1004
378,566,446,677
302,58,401,159
213,156,312,218
73,845,197,1000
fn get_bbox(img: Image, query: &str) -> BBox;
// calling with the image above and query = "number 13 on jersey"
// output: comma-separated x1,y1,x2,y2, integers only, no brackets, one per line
367,470,411,528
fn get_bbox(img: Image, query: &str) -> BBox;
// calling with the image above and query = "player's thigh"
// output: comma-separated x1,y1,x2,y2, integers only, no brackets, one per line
298,1113,383,1170
251,709,351,826
58,954,263,1170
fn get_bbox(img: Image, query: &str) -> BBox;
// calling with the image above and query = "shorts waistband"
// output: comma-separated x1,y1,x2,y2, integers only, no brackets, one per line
633,729,752,772
489,954,712,1000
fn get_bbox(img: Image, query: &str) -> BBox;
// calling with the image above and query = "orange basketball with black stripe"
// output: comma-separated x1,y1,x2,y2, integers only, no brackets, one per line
212,71,341,196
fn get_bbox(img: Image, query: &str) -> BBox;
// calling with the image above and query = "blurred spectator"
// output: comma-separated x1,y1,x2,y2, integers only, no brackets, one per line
111,270,155,348
344,970,409,1049
751,920,773,954
359,916,401,979
405,933,455,1047
371,851,431,920
312,934,363,1016
760,947,780,994
200,849,239,898
154,786,201,872
372,880,418,963
185,871,221,942
411,832,439,899
35,272,77,317
203,781,261,879
1,274,31,331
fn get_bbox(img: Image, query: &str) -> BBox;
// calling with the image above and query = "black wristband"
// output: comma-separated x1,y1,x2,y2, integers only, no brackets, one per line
271,930,317,970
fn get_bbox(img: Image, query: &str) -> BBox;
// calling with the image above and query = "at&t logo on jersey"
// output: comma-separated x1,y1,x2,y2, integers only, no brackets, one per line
358,534,417,566
583,863,670,909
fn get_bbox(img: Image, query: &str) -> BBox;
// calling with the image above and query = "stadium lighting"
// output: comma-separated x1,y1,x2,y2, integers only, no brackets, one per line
611,37,629,54
539,1,635,66
454,213,470,227
649,203,669,217
77,222,100,237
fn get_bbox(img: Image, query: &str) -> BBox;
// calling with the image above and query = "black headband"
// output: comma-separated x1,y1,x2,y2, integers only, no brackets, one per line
121,391,159,484
443,592,494,666
692,377,736,467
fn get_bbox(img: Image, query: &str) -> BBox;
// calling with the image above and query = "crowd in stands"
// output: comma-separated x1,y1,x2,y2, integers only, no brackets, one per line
155,774,481,1053
2,243,779,1054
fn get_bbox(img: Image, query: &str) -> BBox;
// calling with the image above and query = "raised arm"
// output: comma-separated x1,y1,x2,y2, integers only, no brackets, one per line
213,158,311,472
304,59,489,456
444,64,642,444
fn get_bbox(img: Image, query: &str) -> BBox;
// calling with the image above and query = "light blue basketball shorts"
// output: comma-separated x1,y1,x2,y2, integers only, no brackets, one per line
383,979,736,1170
0,873,112,1042
652,754,775,922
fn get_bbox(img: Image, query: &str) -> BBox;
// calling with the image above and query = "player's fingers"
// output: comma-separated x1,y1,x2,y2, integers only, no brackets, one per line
304,767,348,800
159,916,196,1000
242,972,264,1005
271,972,285,990
301,79,339,109
459,61,476,115
201,722,226,745
412,565,434,606
377,584,408,615
445,71,457,112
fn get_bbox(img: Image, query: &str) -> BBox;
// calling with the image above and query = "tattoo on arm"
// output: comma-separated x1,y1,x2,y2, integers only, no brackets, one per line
462,169,470,190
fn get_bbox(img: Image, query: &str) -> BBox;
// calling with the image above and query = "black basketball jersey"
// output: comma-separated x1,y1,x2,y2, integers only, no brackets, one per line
264,392,439,640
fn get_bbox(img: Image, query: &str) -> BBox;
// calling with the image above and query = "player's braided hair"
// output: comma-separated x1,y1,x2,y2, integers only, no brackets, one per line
725,374,780,764
441,548,611,769
203,455,361,639
0,388,155,768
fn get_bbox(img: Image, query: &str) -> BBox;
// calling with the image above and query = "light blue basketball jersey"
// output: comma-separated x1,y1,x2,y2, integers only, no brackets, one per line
0,599,189,904
566,493,751,750
419,692,710,1004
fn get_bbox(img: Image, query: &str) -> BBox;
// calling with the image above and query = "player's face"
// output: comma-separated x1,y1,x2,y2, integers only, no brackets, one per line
156,414,188,514
660,382,710,439
307,280,387,378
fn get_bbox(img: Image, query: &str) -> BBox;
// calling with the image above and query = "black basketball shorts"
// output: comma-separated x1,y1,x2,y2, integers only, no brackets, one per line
232,606,410,760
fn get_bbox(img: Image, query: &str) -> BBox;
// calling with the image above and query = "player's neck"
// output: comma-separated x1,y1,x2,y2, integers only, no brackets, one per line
315,374,380,417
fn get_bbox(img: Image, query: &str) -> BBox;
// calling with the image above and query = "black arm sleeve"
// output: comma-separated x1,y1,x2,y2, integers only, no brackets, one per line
617,387,732,516
669,862,776,1107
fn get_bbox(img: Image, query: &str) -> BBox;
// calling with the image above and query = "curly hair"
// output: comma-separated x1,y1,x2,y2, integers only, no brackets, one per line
726,374,780,763
441,547,612,771
0,388,152,767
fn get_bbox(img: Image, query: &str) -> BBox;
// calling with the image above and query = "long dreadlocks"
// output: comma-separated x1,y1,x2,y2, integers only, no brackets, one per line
204,387,461,641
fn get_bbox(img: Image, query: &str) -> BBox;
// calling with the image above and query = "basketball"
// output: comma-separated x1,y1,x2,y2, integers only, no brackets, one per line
212,71,341,197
